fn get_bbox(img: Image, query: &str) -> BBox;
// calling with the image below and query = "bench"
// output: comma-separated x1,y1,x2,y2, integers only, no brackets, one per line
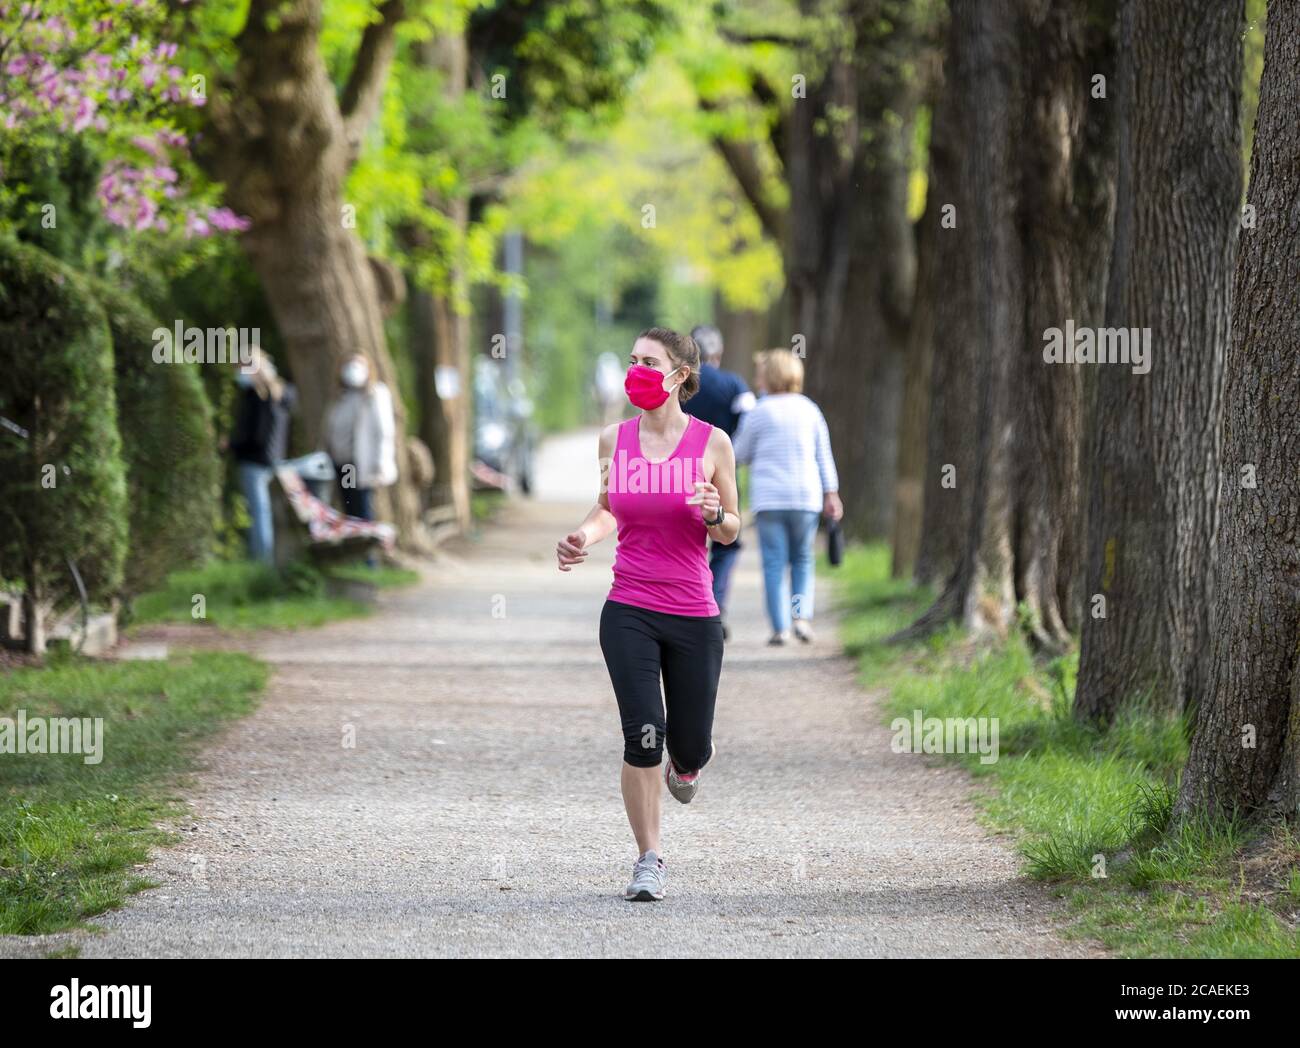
270,464,396,569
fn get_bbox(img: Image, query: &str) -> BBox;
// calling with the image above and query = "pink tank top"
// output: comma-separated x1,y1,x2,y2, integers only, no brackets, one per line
606,414,719,617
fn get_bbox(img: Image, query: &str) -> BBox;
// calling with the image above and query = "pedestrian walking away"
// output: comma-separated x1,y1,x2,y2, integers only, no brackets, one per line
733,348,843,646
556,326,740,901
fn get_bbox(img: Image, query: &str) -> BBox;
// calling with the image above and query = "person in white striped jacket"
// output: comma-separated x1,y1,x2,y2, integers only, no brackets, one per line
732,349,843,645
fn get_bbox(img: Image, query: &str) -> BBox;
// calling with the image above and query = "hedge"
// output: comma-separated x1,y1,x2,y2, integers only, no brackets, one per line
0,238,128,631
87,277,220,597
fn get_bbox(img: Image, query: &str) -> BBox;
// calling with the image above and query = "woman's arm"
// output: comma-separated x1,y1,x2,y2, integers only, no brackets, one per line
690,428,740,545
813,404,843,520
372,382,398,486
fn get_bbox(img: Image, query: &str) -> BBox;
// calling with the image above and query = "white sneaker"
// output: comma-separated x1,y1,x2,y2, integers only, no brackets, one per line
792,619,814,643
624,850,666,901
768,631,790,646
664,740,715,804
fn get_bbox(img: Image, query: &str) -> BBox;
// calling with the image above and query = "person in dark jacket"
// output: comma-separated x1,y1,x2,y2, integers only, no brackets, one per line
228,352,296,563
684,325,755,636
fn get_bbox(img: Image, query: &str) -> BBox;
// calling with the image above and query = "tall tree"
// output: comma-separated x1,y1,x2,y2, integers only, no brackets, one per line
787,0,920,541
703,0,924,541
404,31,473,530
1012,0,1117,648
890,27,947,581
911,29,973,589
1176,0,1300,819
200,0,429,547
902,0,1117,645
1074,0,1243,723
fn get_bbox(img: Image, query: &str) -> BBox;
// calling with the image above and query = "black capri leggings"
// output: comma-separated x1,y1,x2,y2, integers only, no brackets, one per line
599,599,724,772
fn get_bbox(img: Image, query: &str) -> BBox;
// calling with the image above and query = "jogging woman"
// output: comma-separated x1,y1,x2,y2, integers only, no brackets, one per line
556,327,740,902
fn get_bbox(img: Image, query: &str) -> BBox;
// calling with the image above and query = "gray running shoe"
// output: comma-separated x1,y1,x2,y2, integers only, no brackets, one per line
624,850,667,901
664,740,715,804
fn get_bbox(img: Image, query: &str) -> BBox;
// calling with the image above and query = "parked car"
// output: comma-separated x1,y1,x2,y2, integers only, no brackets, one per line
473,356,536,494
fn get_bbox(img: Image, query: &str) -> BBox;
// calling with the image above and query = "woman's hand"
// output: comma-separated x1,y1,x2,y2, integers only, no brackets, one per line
823,491,843,522
687,480,722,521
556,530,589,571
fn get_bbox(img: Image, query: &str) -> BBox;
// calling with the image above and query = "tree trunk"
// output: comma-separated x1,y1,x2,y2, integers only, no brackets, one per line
408,33,472,530
791,0,918,543
903,0,1117,642
1176,0,1300,820
412,256,472,528
900,0,1022,639
1011,0,1117,651
913,43,976,590
202,0,429,551
891,189,935,580
21,577,44,656
715,295,765,389
1074,0,1243,724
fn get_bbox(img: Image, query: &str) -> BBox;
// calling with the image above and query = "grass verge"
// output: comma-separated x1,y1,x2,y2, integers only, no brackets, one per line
0,652,266,937
130,559,416,631
834,544,1300,958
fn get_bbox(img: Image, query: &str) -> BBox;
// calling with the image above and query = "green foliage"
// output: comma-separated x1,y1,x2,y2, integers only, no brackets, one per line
131,559,370,630
1242,0,1268,185
466,0,676,130
85,278,221,598
0,239,127,607
0,0,239,271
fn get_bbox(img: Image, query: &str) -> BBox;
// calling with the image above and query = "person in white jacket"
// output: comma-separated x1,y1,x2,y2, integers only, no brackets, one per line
324,354,398,528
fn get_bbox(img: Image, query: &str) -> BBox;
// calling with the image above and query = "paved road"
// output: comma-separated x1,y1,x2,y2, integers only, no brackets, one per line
2,431,1101,958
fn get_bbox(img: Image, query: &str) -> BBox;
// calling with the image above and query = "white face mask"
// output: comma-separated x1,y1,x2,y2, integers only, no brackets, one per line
342,361,369,389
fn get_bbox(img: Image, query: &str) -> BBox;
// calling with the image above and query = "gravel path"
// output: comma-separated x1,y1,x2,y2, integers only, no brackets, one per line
1,433,1103,958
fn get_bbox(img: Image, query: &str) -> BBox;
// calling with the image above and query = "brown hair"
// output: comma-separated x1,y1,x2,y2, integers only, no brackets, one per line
636,326,700,402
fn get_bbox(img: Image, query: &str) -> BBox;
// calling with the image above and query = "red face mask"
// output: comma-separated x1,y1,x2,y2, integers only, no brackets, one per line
625,363,679,410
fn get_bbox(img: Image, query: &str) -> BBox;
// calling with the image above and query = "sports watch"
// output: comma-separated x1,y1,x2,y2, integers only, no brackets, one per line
706,506,726,527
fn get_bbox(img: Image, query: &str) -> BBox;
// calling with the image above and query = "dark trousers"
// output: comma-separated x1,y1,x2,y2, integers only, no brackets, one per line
337,472,374,521
708,536,742,614
599,599,723,773
337,472,377,567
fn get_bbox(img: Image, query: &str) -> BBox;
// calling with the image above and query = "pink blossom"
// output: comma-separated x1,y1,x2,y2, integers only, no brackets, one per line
71,95,97,132
206,206,251,233
132,133,164,158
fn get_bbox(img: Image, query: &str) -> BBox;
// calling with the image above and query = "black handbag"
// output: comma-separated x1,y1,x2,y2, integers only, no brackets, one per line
825,516,844,567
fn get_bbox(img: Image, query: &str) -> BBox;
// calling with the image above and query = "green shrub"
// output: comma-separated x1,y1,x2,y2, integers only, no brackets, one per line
86,278,220,598
0,239,127,645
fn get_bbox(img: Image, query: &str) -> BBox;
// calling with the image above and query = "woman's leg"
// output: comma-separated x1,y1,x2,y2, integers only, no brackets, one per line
789,510,820,621
338,470,371,519
350,487,378,567
755,511,791,634
238,462,274,564
599,601,667,856
660,613,724,775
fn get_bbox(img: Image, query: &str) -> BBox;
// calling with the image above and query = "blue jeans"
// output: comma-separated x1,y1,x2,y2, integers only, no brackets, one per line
237,461,275,564
755,509,819,634
708,536,742,614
